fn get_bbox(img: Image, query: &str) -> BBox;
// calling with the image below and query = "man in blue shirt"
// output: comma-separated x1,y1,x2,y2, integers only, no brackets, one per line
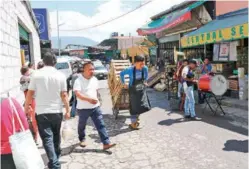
120,56,150,130
201,57,212,75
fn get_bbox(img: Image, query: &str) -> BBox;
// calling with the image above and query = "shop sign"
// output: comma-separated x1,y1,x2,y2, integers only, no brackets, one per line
69,50,84,56
181,23,248,48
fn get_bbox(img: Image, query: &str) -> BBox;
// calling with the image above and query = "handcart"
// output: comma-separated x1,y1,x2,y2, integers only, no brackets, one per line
108,60,131,119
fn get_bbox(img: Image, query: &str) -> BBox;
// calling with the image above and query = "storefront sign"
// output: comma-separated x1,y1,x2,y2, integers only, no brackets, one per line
69,50,84,56
181,23,248,48
33,8,50,40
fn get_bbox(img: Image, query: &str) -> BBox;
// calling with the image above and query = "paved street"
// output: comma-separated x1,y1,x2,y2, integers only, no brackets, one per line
39,80,248,169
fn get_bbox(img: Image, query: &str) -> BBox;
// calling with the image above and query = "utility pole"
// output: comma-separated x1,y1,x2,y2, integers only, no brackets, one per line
57,10,61,57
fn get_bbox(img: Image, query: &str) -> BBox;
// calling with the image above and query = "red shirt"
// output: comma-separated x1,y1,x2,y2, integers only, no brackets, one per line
1,98,29,154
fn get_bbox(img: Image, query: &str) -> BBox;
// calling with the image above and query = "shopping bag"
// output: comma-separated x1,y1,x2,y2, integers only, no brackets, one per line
62,121,73,141
8,98,44,169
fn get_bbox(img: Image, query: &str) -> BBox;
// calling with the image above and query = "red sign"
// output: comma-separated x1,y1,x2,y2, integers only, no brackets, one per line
69,50,84,56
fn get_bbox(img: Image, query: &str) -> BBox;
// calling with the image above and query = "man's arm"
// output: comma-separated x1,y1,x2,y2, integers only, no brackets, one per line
60,77,70,119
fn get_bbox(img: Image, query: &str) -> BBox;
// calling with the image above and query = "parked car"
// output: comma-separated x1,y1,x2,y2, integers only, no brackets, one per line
55,57,73,79
94,65,108,80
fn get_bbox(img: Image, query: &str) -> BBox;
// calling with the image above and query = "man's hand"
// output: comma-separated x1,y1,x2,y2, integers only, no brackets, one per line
64,112,70,120
87,98,98,104
144,82,149,87
123,84,129,89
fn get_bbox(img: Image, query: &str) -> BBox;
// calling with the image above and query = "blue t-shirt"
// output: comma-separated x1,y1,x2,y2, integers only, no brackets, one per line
120,66,148,87
201,64,212,74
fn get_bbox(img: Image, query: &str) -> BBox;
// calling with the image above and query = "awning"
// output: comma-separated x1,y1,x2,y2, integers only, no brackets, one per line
137,0,207,36
19,24,29,41
181,8,248,48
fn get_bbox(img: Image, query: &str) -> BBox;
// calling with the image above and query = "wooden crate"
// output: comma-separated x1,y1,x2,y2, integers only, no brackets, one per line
108,60,131,106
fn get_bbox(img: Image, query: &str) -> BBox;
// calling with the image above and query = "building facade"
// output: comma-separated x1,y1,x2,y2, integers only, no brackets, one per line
0,0,41,103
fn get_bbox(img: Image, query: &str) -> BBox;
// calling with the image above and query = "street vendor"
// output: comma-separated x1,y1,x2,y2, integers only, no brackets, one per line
120,55,151,130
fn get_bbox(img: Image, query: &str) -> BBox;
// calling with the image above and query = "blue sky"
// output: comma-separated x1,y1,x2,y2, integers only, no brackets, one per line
30,0,184,42
31,1,141,16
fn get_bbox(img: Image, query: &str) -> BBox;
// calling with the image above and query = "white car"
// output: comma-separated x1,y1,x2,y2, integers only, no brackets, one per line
55,57,73,79
94,65,108,80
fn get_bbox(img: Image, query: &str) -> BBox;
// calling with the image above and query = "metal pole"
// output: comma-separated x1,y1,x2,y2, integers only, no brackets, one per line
57,10,60,57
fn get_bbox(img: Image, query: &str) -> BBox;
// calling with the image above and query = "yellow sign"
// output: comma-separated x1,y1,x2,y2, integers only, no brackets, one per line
181,23,248,48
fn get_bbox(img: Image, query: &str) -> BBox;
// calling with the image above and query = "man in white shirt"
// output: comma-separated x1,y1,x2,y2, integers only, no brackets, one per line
74,62,116,150
181,60,198,120
25,52,70,169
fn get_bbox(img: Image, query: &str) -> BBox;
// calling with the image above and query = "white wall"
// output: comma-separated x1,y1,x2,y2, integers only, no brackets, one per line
0,0,41,103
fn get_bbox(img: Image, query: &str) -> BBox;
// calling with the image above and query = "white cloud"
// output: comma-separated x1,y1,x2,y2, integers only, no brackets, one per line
49,0,185,42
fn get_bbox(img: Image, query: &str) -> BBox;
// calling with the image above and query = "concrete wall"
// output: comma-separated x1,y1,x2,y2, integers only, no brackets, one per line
0,0,41,103
216,1,248,16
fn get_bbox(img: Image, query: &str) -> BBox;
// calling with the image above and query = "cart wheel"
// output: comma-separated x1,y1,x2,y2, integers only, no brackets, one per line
112,108,119,120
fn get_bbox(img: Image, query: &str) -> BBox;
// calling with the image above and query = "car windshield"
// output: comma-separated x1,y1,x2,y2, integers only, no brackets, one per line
95,66,106,70
55,62,69,70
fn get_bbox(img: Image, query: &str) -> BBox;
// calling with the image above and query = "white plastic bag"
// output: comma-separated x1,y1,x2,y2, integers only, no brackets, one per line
8,98,44,169
62,121,73,141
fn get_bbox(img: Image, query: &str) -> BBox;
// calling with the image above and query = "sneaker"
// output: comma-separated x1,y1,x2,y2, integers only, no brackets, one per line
103,143,116,150
80,141,87,148
191,116,201,120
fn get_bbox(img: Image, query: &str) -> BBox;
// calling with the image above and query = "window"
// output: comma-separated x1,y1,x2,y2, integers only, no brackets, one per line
55,62,69,69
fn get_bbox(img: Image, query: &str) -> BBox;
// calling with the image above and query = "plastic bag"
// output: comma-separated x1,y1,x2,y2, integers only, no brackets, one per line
8,98,44,169
62,121,73,141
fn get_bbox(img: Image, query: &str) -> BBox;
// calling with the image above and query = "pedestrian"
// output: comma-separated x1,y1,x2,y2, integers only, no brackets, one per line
182,60,199,120
28,62,35,74
24,52,70,169
20,66,39,145
176,59,189,111
1,97,29,169
120,55,151,130
198,57,212,104
73,61,116,150
70,66,82,118
37,61,44,69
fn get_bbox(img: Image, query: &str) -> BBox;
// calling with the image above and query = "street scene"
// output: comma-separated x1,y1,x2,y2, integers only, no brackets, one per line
0,0,248,169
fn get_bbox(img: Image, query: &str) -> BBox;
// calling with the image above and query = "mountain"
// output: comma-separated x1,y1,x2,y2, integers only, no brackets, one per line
51,36,98,49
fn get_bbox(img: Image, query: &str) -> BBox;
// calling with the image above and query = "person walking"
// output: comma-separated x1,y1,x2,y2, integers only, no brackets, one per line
120,55,151,130
24,52,70,169
182,60,199,120
73,62,116,150
1,97,29,169
20,66,39,145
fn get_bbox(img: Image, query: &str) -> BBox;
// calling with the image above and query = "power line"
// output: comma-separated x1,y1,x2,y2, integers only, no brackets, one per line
55,0,154,32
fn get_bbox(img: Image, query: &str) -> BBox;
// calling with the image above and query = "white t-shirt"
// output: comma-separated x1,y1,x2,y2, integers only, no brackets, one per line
181,66,190,79
28,66,67,115
73,74,100,109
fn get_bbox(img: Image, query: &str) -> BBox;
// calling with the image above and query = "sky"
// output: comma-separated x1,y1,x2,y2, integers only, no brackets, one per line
31,0,185,42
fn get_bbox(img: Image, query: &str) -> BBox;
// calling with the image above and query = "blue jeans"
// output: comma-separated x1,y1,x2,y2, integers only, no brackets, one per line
70,92,77,117
184,86,196,117
77,107,110,145
131,115,140,123
178,82,183,98
36,113,62,169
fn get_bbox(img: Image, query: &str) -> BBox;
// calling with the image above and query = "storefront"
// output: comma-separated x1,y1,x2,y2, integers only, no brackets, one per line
137,0,213,64
181,8,248,98
0,1,41,103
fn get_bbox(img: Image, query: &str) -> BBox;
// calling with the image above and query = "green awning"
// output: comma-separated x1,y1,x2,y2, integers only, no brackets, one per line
181,8,248,48
19,24,29,41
